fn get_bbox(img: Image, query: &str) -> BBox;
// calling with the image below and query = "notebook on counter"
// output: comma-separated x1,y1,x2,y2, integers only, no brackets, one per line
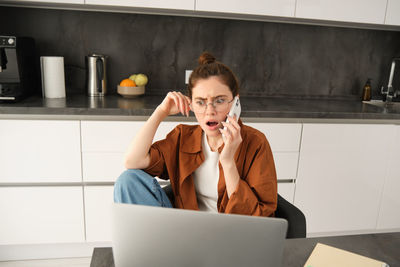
304,243,389,267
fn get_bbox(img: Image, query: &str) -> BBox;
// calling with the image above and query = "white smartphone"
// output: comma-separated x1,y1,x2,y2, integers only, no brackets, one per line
223,96,241,131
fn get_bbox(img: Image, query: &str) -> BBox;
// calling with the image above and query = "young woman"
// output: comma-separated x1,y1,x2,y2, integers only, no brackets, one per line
114,52,277,216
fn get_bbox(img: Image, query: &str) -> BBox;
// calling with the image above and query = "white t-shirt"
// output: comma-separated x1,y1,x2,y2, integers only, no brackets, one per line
193,132,219,213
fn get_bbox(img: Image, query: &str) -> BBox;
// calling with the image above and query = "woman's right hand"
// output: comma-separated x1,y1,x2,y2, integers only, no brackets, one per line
158,91,191,117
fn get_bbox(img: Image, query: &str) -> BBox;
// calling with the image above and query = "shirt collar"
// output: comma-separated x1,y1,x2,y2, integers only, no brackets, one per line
180,124,203,153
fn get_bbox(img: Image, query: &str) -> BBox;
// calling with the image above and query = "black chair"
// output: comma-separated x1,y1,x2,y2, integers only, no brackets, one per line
162,186,306,239
275,194,306,239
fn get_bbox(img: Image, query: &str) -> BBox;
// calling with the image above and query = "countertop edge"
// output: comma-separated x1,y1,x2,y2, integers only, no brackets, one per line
1,113,400,124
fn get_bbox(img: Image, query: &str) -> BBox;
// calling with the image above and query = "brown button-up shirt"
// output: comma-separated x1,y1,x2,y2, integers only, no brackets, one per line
144,120,277,217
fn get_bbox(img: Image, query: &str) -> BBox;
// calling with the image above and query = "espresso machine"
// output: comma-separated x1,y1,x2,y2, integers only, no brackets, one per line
0,36,39,102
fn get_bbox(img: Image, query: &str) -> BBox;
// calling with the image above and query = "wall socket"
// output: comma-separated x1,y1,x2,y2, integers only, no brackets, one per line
185,70,193,84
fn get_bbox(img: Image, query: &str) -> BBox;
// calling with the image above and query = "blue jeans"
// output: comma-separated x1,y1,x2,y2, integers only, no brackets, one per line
114,169,173,208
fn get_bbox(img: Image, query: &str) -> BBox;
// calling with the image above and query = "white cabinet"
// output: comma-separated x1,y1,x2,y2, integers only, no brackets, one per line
377,125,400,230
0,186,85,245
385,0,400,26
81,121,144,182
246,123,302,182
295,0,387,24
0,120,81,183
295,124,394,235
196,0,296,17
81,120,196,182
85,0,195,11
84,186,114,242
278,182,295,203
246,123,301,203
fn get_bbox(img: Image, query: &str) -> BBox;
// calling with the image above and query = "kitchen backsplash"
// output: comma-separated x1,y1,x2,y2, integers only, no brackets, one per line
1,6,400,98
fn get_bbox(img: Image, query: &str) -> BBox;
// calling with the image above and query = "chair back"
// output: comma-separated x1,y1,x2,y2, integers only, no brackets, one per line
275,194,306,238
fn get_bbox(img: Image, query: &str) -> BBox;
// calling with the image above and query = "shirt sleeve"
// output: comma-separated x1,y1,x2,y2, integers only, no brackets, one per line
143,126,180,180
224,138,278,217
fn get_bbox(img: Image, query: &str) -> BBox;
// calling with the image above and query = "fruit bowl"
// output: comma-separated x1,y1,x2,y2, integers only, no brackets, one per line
117,85,145,98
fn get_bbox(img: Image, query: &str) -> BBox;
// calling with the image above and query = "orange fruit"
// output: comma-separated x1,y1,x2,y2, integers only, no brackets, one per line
120,78,136,87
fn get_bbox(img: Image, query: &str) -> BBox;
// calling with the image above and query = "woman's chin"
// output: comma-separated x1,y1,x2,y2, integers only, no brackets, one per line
205,129,222,137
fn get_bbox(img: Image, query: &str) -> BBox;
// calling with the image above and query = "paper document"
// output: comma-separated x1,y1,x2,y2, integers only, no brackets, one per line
304,243,389,267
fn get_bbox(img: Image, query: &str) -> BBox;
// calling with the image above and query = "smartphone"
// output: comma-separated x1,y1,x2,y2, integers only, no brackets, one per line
223,96,241,131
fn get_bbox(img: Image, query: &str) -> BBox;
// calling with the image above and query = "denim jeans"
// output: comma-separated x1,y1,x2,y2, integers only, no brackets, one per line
114,169,173,208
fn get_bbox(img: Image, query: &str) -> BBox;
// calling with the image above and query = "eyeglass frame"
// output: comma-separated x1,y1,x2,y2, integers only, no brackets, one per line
190,96,235,114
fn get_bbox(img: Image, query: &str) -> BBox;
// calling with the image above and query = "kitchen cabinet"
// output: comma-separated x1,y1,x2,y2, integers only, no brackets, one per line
85,0,195,11
0,120,81,183
0,186,85,245
278,182,295,203
376,125,400,230
246,123,302,204
81,120,196,182
195,0,296,17
246,123,302,183
81,121,301,183
295,0,387,25
84,186,114,242
385,0,400,26
294,124,394,236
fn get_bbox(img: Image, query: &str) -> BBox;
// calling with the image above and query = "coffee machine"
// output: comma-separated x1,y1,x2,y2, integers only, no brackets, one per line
0,36,39,102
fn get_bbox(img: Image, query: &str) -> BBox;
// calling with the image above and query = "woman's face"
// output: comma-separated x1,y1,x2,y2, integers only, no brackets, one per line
191,76,234,138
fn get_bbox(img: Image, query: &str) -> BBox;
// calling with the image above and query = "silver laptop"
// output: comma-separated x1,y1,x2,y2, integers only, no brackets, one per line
111,203,288,267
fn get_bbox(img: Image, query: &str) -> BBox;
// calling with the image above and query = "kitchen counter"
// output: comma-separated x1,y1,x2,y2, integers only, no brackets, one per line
1,94,400,123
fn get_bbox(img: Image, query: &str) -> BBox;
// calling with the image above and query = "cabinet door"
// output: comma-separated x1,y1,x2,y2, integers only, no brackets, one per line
385,0,400,26
81,121,196,182
84,186,114,242
295,124,394,235
246,123,302,181
0,186,85,245
278,182,295,203
295,0,387,24
85,0,195,11
196,0,296,17
0,120,81,183
377,125,400,230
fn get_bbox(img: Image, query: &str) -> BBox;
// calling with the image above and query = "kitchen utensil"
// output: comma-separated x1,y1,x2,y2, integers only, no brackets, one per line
86,54,107,97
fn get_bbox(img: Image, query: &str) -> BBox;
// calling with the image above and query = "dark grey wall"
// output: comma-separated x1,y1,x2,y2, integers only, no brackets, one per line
1,6,400,98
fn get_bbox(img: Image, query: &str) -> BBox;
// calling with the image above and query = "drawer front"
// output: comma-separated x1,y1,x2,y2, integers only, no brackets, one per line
82,152,124,182
0,120,81,183
274,152,298,181
277,182,295,203
81,121,197,152
81,121,145,152
246,123,302,152
0,186,85,245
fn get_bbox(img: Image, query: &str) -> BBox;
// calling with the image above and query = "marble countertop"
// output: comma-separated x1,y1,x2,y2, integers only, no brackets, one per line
1,94,400,122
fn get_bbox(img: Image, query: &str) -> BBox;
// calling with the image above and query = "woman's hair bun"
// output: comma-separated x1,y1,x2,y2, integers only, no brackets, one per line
198,52,216,65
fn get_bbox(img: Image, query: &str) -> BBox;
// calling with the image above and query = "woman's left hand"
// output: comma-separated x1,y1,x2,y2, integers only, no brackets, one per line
219,116,242,164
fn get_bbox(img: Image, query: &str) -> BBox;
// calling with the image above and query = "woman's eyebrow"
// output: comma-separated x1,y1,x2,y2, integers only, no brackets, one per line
194,95,228,100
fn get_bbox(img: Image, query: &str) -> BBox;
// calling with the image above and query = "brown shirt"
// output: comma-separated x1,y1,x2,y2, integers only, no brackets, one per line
144,120,277,217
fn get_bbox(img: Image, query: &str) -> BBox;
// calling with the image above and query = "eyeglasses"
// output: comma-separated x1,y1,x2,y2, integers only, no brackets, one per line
190,97,234,114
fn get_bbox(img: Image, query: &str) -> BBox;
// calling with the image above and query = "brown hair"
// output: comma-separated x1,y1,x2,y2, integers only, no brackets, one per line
187,52,240,98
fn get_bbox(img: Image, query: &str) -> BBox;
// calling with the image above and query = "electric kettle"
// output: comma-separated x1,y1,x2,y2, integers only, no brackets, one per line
86,54,107,96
